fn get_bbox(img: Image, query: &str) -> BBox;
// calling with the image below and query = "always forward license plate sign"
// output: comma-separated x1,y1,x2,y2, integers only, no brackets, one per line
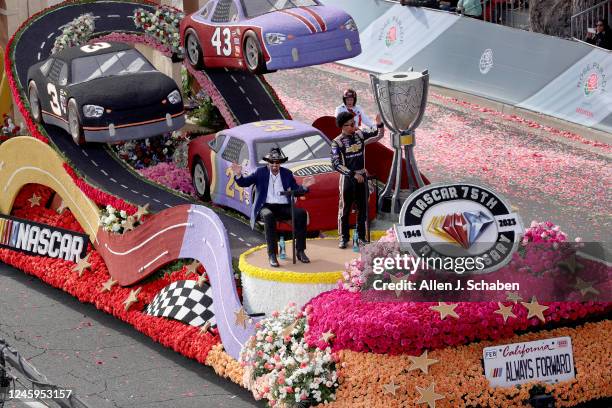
483,337,575,387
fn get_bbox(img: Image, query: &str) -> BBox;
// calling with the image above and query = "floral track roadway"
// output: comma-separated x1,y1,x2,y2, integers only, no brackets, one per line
8,0,299,256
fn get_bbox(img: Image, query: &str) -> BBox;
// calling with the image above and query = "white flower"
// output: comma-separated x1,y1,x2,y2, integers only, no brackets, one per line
120,210,127,218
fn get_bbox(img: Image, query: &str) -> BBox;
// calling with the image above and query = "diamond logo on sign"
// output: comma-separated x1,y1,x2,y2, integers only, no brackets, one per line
479,49,494,75
396,183,523,273
427,211,494,249
464,211,494,245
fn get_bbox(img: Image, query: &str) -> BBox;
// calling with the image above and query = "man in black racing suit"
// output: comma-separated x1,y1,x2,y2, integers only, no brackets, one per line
331,111,385,248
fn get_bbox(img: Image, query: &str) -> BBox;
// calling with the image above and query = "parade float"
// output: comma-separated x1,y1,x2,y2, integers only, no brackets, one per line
0,1,610,407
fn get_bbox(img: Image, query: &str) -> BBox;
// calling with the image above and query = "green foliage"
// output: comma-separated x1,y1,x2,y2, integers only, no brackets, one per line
190,97,225,130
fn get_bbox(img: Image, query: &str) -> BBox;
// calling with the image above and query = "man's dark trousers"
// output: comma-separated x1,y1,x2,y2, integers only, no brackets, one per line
260,204,307,255
339,177,367,242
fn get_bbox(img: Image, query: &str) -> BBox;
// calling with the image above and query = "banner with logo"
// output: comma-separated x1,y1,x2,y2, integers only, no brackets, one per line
345,5,459,72
518,49,612,131
0,214,89,263
323,1,611,133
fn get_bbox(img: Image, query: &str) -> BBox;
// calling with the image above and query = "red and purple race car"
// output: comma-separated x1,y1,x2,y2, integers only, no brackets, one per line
187,119,376,232
180,0,361,73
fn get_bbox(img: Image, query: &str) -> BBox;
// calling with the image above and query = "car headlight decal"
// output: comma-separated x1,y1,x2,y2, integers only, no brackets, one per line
167,90,182,105
82,104,104,118
344,18,357,32
265,33,287,45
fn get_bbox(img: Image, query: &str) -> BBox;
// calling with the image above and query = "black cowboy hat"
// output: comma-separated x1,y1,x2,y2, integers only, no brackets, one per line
262,147,288,163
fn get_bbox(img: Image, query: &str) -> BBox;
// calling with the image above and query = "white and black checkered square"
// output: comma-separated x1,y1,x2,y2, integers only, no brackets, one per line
145,280,215,327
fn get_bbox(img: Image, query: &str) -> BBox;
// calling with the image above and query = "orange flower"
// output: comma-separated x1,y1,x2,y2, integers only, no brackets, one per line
318,320,611,407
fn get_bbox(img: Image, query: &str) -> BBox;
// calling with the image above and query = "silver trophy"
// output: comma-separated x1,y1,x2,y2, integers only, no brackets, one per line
370,69,429,215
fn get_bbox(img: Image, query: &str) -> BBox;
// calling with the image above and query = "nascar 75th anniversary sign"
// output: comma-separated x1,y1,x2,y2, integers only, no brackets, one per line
0,214,88,263
483,337,575,387
396,183,523,273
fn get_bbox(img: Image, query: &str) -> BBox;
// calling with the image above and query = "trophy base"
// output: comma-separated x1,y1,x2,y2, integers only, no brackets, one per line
378,190,413,216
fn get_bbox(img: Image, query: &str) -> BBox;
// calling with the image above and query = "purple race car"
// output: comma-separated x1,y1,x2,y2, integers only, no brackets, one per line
180,0,361,73
187,119,377,232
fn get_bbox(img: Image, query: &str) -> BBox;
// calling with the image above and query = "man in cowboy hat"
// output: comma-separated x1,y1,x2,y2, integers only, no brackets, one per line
232,148,315,267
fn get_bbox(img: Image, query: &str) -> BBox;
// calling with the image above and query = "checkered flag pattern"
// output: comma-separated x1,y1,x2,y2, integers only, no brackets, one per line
145,280,215,327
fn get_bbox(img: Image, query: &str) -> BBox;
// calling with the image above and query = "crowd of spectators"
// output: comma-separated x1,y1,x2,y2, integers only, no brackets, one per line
399,0,530,22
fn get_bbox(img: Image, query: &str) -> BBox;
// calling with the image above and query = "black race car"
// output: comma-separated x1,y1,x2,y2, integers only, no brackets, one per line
27,42,185,145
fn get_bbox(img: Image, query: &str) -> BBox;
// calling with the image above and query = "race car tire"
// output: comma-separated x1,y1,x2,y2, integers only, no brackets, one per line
67,99,85,145
185,29,204,69
243,31,265,74
28,82,43,124
192,157,210,200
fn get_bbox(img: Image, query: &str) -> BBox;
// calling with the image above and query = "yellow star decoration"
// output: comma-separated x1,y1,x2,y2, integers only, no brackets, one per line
122,216,136,232
557,255,584,274
123,287,142,311
100,277,117,293
506,291,523,303
521,297,549,323
235,307,249,329
320,330,335,343
184,261,200,276
390,274,409,298
573,277,600,297
494,302,516,323
407,350,438,374
28,193,42,207
282,320,299,338
382,378,400,396
429,302,459,320
135,203,150,220
415,383,445,408
199,321,212,335
72,254,91,277
195,273,207,287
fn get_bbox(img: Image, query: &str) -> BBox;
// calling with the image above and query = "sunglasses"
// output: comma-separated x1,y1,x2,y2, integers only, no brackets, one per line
343,122,356,128
269,161,281,165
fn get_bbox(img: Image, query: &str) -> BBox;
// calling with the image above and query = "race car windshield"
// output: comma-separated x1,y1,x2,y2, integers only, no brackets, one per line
243,0,319,18
71,50,155,83
256,133,329,163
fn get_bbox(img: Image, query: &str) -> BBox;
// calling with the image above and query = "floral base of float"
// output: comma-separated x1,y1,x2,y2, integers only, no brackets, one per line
1,185,610,407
